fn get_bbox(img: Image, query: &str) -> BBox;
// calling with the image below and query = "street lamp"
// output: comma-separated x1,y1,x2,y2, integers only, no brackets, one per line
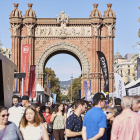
70,74,73,102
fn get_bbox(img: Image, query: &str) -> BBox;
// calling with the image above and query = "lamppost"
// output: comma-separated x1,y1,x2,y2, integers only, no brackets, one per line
70,74,73,102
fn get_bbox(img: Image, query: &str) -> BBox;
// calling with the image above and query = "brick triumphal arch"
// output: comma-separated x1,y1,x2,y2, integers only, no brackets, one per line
10,3,116,97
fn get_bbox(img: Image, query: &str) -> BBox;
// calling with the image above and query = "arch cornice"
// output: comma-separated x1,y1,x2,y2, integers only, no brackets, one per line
36,42,90,78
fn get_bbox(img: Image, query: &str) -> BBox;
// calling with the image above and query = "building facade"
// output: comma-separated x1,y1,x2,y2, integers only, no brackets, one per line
10,3,116,97
114,52,136,84
0,47,11,60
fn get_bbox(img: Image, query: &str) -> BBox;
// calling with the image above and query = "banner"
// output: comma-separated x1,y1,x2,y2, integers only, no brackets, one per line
137,58,140,79
28,65,36,98
20,44,31,96
46,74,48,88
87,89,91,101
78,90,81,99
14,78,18,92
52,93,57,104
89,79,93,103
48,77,50,90
84,81,88,100
97,51,109,92
114,73,126,99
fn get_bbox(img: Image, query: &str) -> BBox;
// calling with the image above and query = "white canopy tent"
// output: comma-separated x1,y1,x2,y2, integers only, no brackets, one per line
125,80,135,88
125,79,140,89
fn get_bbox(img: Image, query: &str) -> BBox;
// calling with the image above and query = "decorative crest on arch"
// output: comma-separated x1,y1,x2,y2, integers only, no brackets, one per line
10,3,22,18
90,4,102,18
24,3,36,18
103,4,116,18
56,11,69,24
36,42,90,78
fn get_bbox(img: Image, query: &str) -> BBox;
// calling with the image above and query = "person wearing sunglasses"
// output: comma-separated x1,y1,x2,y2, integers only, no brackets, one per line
0,106,22,140
106,108,118,140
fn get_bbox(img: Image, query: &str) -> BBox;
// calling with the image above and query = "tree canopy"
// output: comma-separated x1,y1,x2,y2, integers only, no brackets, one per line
44,67,61,101
60,93,69,102
68,76,81,101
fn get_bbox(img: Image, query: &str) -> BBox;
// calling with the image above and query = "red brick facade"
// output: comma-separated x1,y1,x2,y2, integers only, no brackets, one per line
10,3,116,98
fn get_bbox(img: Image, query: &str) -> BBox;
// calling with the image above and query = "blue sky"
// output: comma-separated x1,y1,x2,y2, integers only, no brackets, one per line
0,0,140,81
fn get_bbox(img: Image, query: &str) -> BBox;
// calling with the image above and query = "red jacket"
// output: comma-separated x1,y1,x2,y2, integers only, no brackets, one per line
42,113,52,124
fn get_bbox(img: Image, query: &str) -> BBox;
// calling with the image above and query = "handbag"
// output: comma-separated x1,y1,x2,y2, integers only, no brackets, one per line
0,125,7,140
40,124,44,140
47,122,53,134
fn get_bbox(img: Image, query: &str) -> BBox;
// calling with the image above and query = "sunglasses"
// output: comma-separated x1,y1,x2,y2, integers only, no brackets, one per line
0,113,9,117
106,112,111,114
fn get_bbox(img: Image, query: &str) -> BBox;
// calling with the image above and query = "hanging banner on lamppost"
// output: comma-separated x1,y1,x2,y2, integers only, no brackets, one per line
28,65,36,98
84,81,88,100
20,44,31,96
97,51,109,92
114,73,126,99
137,58,140,79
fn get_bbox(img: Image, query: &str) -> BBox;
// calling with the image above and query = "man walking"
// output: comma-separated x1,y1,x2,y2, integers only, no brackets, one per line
114,98,122,114
82,92,107,140
132,95,140,113
66,99,87,140
8,95,23,127
111,96,140,140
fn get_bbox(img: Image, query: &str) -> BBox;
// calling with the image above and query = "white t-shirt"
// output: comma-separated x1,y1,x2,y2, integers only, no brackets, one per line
22,126,42,140
8,106,24,127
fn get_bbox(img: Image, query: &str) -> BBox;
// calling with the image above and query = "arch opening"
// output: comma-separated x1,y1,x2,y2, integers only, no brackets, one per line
43,50,82,72
36,42,90,79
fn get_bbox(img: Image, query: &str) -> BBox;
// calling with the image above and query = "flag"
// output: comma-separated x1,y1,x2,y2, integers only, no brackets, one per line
78,90,81,99
114,73,126,99
89,79,93,103
84,81,88,100
49,77,50,90
52,93,57,104
46,74,48,87
97,51,109,92
28,65,36,98
20,44,31,96
15,78,18,92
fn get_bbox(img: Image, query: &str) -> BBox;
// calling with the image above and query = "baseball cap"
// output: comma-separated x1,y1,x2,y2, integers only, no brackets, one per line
22,95,29,101
93,92,106,100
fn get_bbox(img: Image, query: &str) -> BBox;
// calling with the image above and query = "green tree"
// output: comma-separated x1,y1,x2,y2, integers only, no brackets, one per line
60,93,69,102
44,67,61,101
68,76,81,101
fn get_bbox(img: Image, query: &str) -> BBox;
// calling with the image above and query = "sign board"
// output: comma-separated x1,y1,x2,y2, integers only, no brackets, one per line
44,84,50,96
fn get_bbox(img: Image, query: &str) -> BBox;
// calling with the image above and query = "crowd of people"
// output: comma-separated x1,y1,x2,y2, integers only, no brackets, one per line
1,92,140,140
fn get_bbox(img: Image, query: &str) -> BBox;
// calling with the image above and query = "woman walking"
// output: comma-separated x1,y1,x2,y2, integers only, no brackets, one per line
0,106,22,140
20,105,49,140
43,107,52,124
50,103,66,140
34,104,46,123
106,107,118,140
